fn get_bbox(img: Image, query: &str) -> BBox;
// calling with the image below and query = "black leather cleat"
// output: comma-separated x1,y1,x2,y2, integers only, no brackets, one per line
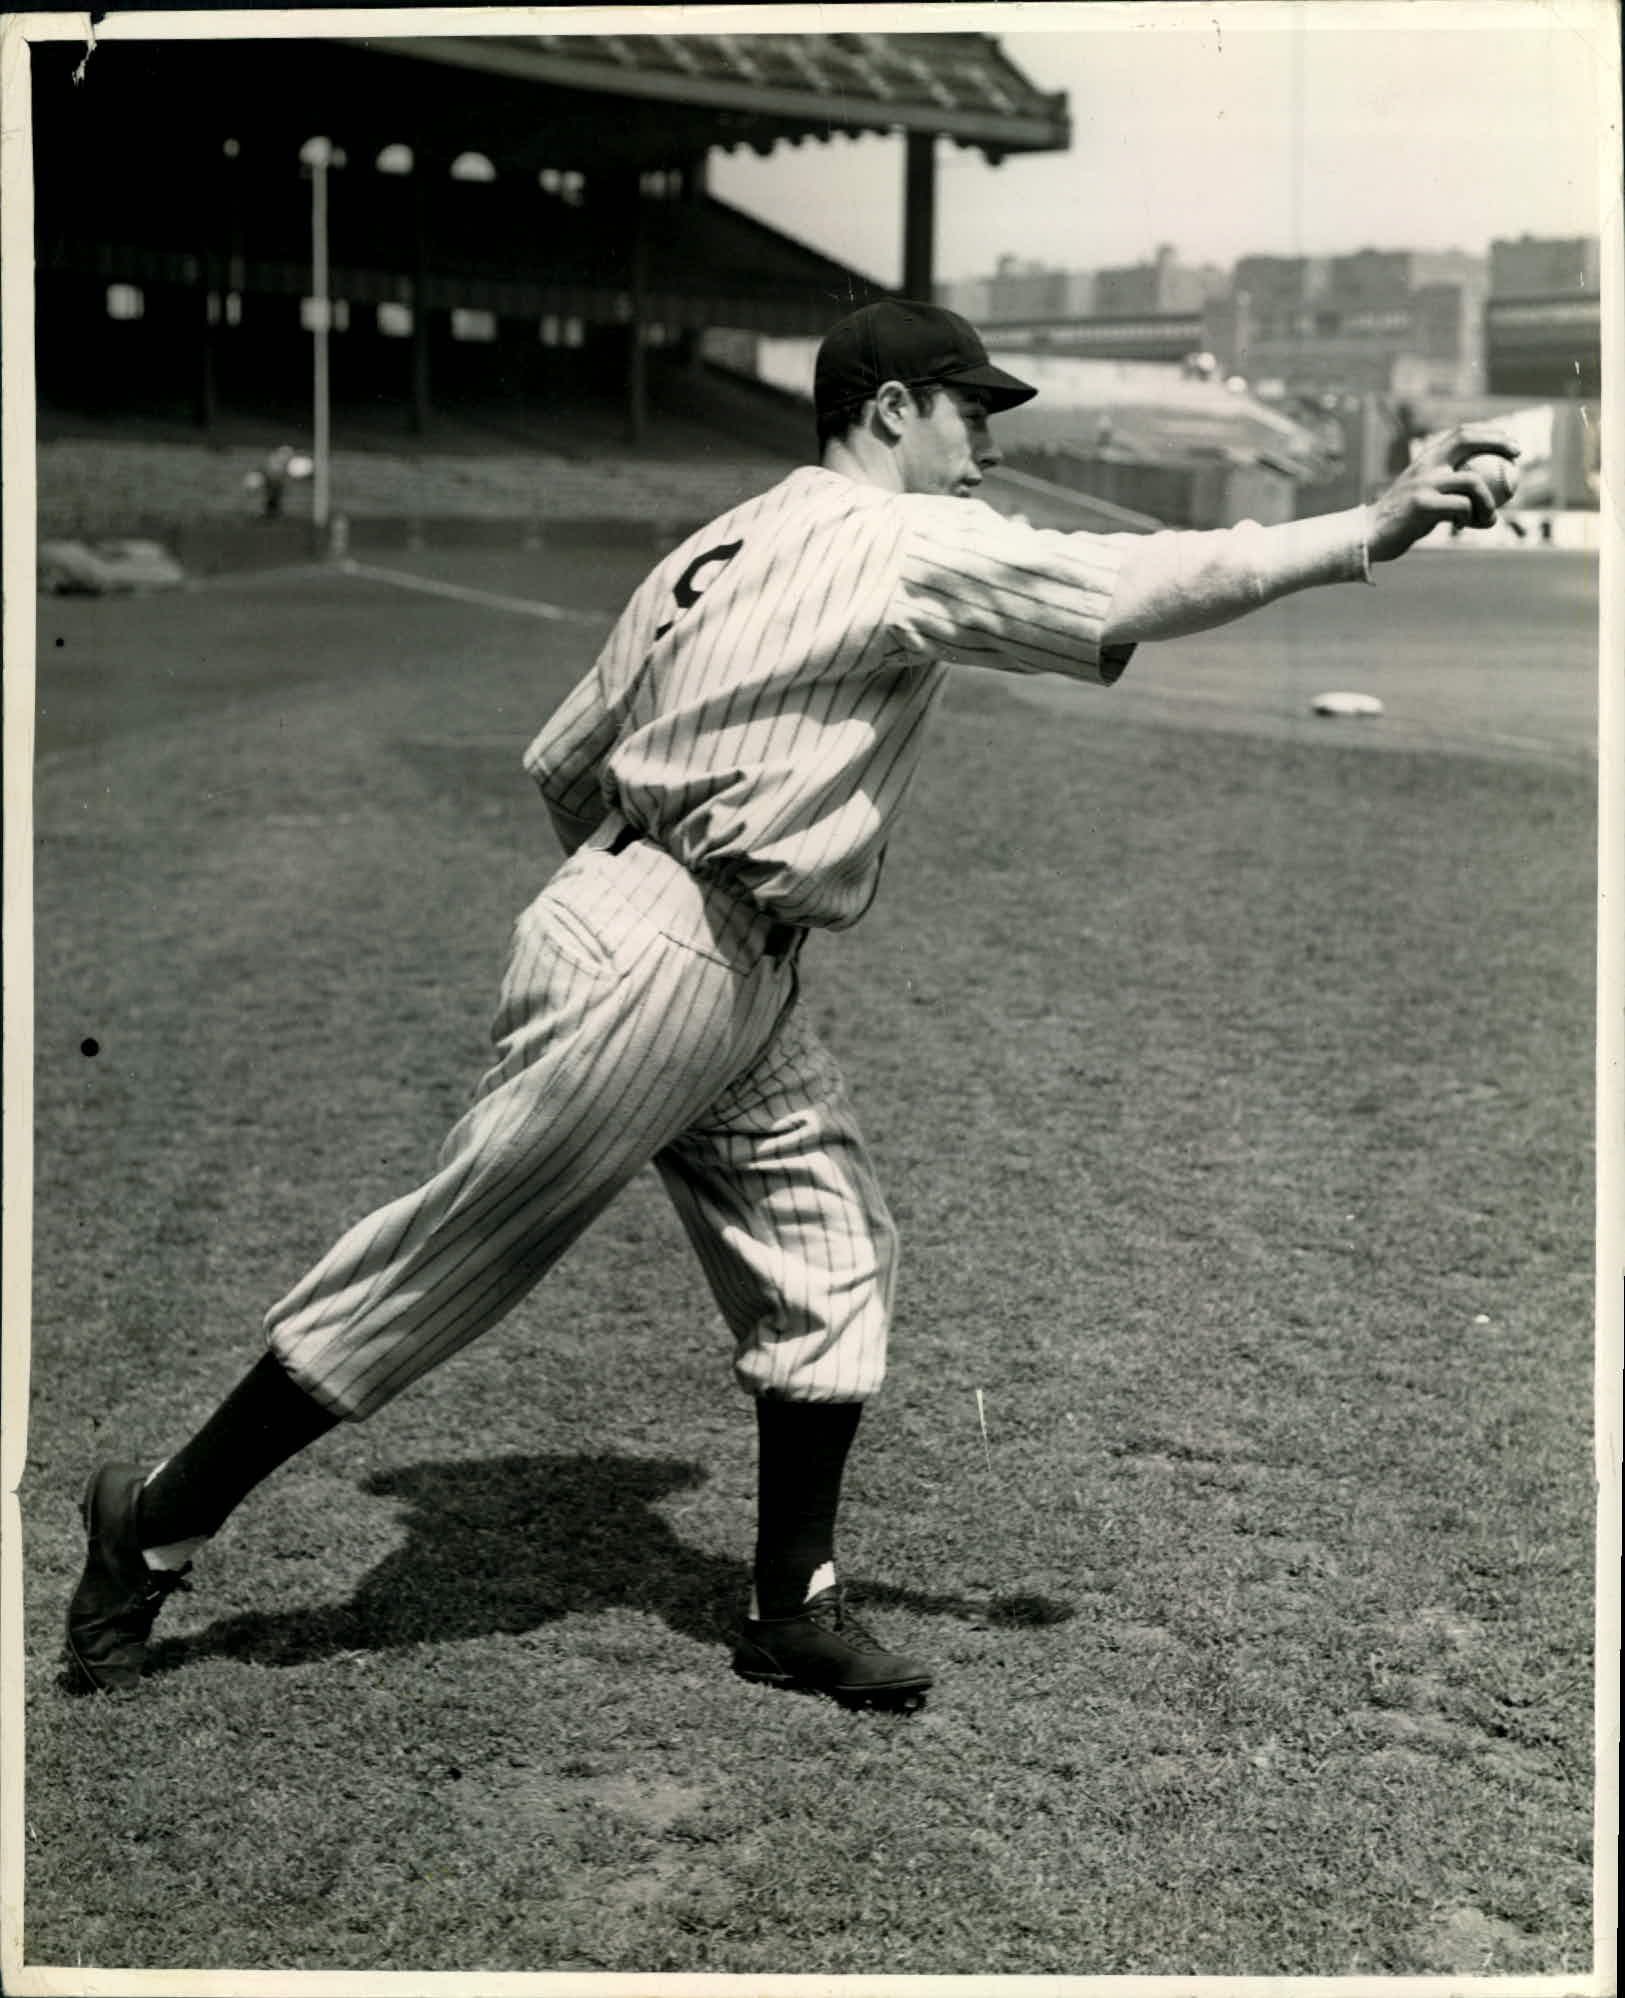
733,1586,932,1711
64,1462,191,1694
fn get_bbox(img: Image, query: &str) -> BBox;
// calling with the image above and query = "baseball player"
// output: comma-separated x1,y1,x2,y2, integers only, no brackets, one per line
66,300,1517,1710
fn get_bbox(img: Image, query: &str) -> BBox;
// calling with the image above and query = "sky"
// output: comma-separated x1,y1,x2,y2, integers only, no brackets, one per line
708,1,1616,287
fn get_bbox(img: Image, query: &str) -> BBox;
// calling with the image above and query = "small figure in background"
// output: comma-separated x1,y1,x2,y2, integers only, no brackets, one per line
243,445,313,519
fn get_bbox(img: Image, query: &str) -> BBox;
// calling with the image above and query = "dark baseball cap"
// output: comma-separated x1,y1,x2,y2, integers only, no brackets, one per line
814,299,1038,419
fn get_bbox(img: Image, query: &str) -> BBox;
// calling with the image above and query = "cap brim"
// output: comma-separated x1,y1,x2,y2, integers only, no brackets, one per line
942,360,1038,412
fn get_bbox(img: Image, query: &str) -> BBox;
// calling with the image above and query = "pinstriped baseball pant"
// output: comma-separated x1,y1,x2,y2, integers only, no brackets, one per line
265,824,897,1420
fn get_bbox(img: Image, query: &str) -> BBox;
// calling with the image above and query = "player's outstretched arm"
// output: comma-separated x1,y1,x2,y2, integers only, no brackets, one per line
1099,423,1520,648
1101,510,1368,646
1364,424,1521,562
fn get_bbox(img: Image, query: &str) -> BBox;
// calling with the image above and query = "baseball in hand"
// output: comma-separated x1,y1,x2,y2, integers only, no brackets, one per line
1464,452,1519,510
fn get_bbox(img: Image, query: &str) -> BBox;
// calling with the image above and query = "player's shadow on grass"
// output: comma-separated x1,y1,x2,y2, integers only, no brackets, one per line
143,1451,1071,1679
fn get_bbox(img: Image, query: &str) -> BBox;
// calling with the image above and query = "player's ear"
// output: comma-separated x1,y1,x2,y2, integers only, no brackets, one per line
871,380,913,441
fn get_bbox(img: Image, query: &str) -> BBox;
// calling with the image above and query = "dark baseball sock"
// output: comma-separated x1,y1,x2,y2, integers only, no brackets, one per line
136,1352,341,1547
752,1395,863,1621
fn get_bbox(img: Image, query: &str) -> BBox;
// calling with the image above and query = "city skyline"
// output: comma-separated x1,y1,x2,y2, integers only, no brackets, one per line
942,232,1600,300
709,2,1613,290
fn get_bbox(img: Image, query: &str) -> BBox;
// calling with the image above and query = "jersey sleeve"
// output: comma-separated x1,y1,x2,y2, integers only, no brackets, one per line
1098,508,1373,644
886,498,1134,684
885,498,1374,681
521,665,621,853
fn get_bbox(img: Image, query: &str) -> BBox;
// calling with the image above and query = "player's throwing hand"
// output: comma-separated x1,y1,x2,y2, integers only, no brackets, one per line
1366,425,1522,561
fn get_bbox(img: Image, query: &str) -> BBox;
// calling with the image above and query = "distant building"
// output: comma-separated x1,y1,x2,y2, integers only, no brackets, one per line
1413,283,1485,384
941,246,1223,368
1093,245,1226,317
1224,247,1487,398
941,257,1096,323
1231,255,1331,313
1324,249,1416,309
1323,247,1484,308
946,246,1223,327
946,233,1597,405
1485,235,1601,397
1490,234,1601,299
938,273,994,321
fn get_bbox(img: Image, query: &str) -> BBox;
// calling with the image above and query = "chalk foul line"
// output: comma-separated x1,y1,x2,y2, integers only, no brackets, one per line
336,558,605,624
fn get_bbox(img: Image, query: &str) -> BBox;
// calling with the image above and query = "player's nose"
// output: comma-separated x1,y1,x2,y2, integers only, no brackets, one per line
977,435,1002,471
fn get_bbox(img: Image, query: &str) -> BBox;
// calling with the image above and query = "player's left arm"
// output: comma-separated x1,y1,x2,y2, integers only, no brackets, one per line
885,422,1518,683
889,501,1364,685
1103,424,1521,644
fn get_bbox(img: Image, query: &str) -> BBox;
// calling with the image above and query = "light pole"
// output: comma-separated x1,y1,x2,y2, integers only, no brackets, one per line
299,136,344,535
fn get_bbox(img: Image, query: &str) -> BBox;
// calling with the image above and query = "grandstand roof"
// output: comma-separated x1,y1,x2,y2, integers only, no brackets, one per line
365,31,1071,163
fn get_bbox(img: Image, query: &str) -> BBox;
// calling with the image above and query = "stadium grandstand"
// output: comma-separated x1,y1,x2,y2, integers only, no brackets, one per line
34,28,1146,553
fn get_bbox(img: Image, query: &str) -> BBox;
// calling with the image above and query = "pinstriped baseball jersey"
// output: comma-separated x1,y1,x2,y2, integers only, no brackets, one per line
525,469,1371,932
524,467,1132,931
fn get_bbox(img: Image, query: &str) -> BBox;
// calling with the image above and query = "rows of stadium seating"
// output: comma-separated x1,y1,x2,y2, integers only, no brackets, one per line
36,431,801,541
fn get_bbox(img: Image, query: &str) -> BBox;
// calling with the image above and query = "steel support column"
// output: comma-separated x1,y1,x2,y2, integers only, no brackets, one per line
903,131,937,300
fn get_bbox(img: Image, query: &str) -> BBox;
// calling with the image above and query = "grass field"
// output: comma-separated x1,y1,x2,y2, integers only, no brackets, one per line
18,544,1599,1980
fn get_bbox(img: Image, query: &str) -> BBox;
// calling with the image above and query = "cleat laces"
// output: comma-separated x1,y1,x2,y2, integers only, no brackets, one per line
802,1590,886,1651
